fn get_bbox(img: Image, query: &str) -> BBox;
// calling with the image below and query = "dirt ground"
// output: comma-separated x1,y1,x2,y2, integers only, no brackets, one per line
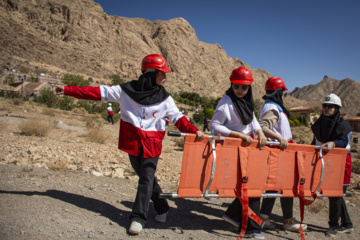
1,99,360,240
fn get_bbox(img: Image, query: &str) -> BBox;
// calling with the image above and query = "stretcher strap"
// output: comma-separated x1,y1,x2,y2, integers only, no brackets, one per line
294,151,318,240
235,147,262,240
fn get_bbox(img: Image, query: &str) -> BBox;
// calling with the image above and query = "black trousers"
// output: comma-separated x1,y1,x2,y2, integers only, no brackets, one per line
128,148,169,226
225,198,261,234
328,197,352,228
107,114,114,124
260,194,293,220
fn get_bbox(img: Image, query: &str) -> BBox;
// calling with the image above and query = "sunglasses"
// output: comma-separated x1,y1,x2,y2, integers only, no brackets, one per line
322,104,335,109
232,84,249,91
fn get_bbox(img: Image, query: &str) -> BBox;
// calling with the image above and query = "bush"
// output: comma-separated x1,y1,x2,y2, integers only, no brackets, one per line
57,96,74,110
33,88,57,108
109,74,125,85
62,74,90,86
18,119,52,137
86,128,107,144
28,75,39,82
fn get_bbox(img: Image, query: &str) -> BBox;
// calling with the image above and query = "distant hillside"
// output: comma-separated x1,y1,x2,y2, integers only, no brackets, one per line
1,0,358,114
0,0,272,99
290,76,360,117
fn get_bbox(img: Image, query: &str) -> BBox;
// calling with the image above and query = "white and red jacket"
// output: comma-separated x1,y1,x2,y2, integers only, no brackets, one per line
209,95,261,137
107,106,113,115
64,85,198,158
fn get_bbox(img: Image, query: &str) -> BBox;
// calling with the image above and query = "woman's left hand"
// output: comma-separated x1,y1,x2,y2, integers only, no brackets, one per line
321,142,335,151
257,130,267,150
195,131,205,141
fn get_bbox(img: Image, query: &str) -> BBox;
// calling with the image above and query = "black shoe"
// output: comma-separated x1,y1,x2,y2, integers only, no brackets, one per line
338,225,354,233
325,226,338,237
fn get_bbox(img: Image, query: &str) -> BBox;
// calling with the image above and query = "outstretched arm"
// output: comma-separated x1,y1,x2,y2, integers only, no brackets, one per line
50,84,101,101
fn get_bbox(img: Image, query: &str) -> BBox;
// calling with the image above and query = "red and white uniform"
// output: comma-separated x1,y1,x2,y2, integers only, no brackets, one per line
64,85,198,158
107,106,113,115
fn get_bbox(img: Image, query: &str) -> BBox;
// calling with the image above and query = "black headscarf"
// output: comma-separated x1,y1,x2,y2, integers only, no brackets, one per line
311,106,352,143
226,85,254,125
262,88,290,118
120,70,169,105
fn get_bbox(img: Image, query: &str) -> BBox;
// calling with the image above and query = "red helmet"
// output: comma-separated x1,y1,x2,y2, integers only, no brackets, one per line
265,77,288,91
229,66,253,85
141,54,171,73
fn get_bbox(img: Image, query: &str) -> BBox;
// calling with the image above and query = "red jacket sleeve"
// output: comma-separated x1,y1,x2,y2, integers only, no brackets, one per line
175,116,199,133
64,86,101,101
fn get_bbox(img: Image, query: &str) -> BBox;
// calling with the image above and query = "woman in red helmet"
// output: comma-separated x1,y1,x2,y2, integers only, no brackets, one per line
210,66,267,239
258,77,307,232
52,54,204,235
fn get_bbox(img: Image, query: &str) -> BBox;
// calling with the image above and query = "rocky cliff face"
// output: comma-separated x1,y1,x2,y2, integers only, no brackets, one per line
0,0,271,99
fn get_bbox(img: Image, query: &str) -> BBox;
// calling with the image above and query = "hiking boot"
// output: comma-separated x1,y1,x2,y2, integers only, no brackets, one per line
129,221,142,235
155,212,167,223
283,218,307,232
222,214,240,228
325,226,338,237
261,218,276,229
338,224,354,234
244,232,265,239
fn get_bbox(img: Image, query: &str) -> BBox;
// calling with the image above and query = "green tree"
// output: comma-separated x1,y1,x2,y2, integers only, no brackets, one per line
62,74,90,86
109,74,125,86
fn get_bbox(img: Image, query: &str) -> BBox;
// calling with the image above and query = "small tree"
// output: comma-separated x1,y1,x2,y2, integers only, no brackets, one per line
109,74,125,86
62,74,90,86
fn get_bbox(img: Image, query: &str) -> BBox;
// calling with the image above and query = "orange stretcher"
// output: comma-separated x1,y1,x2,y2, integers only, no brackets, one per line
161,132,348,199
161,131,350,240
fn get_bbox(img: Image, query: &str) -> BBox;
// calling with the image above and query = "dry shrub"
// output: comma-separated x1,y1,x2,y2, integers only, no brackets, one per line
72,108,87,116
18,119,52,137
86,127,107,144
48,160,69,171
173,138,184,148
13,99,21,106
85,116,102,129
42,108,56,117
306,199,327,213
162,144,173,153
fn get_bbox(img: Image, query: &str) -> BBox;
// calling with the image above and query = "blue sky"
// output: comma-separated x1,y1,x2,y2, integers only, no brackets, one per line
93,0,360,91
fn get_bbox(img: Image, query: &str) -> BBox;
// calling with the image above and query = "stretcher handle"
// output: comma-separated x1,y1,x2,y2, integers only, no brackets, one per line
167,131,187,137
159,192,353,198
312,147,325,194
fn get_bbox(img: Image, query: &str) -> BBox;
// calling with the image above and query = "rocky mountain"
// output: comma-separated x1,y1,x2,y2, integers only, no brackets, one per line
1,0,359,116
0,0,271,99
290,76,360,117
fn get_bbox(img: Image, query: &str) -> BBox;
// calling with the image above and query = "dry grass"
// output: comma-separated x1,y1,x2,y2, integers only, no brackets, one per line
47,160,69,171
86,127,107,144
84,116,102,129
173,138,184,148
42,108,56,117
18,119,52,137
72,108,87,116
162,144,173,153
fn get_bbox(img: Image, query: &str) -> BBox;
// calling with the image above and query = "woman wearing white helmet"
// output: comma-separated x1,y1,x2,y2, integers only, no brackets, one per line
311,93,353,237
107,103,114,124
